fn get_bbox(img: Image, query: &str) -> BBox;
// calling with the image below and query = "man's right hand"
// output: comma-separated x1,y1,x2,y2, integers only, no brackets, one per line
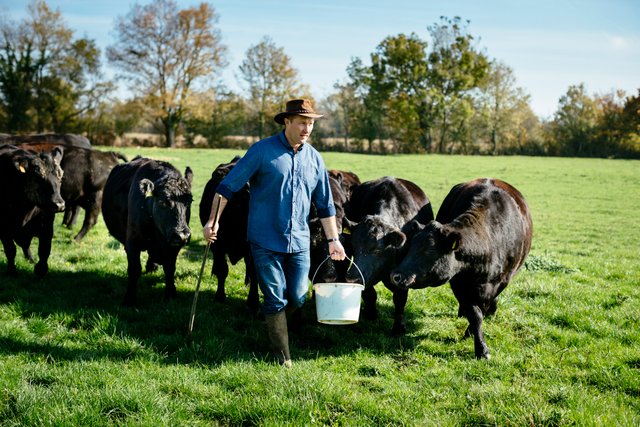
203,222,219,242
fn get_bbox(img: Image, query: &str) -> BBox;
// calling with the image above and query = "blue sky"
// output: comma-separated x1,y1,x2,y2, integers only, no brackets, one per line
1,0,638,118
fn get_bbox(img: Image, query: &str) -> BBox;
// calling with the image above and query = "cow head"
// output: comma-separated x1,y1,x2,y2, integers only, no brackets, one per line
15,147,65,212
390,221,462,289
139,166,193,247
343,214,407,287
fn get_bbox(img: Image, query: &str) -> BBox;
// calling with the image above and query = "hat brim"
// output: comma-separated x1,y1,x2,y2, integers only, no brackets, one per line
274,112,324,125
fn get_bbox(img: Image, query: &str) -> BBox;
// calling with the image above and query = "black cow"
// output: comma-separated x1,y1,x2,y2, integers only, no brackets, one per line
0,133,91,148
16,142,127,240
309,174,347,283
199,156,259,314
343,176,433,335
102,157,193,306
309,170,357,285
59,147,128,240
0,146,65,276
390,178,533,359
328,169,361,200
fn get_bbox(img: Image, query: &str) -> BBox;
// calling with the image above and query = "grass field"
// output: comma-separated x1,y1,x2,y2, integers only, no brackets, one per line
1,148,639,426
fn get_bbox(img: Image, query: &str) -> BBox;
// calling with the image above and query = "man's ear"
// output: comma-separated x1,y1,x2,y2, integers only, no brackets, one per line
139,178,154,198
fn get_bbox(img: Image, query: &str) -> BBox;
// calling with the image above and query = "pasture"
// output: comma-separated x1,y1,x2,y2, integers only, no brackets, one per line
1,147,639,426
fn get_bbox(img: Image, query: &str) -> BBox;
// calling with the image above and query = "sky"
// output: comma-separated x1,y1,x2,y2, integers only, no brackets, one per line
1,0,639,118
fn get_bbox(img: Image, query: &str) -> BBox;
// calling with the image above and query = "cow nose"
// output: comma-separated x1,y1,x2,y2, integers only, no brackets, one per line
391,272,403,286
322,271,338,283
391,271,414,289
345,271,362,284
55,200,65,212
171,229,190,245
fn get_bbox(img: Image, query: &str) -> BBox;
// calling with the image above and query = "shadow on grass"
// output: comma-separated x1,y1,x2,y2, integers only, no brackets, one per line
0,241,429,367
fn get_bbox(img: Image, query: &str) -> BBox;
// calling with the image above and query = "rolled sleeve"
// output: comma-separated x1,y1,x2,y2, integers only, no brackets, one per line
313,168,336,218
217,146,263,200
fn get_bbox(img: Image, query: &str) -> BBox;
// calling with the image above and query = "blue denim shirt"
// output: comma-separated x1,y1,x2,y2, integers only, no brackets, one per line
216,131,336,253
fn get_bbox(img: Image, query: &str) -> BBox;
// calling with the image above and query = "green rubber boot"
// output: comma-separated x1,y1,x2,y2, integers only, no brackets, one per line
265,311,292,368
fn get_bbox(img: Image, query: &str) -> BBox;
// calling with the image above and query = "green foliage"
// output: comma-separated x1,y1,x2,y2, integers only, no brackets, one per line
344,17,490,154
0,0,106,133
1,149,639,425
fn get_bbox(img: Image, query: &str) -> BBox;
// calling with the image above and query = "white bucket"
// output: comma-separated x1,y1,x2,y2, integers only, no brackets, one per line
311,256,366,325
313,282,365,324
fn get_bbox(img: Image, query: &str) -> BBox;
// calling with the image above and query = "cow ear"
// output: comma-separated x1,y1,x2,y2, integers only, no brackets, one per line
384,230,406,249
51,146,64,165
184,166,193,185
444,230,461,252
403,219,426,238
14,157,29,173
139,178,154,198
342,217,357,235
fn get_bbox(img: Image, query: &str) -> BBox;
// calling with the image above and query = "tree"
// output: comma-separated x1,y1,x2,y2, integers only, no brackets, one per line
107,0,226,147
183,87,247,147
551,83,598,156
238,36,309,139
0,25,35,132
345,56,388,152
326,81,360,151
0,0,106,133
427,17,489,153
474,60,537,154
342,17,488,153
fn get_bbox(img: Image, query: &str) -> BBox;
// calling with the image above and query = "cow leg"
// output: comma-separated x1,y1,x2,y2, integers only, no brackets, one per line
34,214,54,277
124,247,142,306
1,237,18,275
462,304,490,360
73,192,101,241
245,252,260,315
63,205,80,228
362,285,378,321
162,255,178,300
390,286,408,335
145,256,159,273
486,296,499,317
212,250,228,303
15,235,34,263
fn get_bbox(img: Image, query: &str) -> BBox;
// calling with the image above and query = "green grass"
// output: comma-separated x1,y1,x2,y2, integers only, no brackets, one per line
1,148,639,426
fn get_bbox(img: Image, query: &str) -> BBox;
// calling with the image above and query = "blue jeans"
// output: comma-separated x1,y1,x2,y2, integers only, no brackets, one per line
250,243,310,315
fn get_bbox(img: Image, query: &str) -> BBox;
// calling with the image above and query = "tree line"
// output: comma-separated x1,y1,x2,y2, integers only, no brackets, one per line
1,1,638,157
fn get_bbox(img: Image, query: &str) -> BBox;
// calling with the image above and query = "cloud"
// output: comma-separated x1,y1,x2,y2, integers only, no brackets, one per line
607,34,630,51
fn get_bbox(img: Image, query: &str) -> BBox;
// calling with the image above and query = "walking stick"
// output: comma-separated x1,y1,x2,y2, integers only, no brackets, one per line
187,196,221,338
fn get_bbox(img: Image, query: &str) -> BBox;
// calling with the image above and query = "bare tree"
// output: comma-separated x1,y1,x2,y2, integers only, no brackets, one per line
107,0,226,147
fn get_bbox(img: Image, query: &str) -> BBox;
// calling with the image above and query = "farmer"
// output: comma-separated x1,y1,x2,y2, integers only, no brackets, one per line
203,98,346,367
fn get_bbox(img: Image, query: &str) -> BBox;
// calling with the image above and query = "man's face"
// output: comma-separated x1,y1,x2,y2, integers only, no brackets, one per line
284,115,314,146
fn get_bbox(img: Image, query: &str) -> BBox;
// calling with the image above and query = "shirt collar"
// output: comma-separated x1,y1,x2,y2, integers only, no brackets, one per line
278,130,305,152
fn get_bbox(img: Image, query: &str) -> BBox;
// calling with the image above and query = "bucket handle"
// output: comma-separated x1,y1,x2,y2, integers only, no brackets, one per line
311,255,365,286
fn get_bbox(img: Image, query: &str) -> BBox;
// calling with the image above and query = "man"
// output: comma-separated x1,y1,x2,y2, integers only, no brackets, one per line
203,99,346,367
